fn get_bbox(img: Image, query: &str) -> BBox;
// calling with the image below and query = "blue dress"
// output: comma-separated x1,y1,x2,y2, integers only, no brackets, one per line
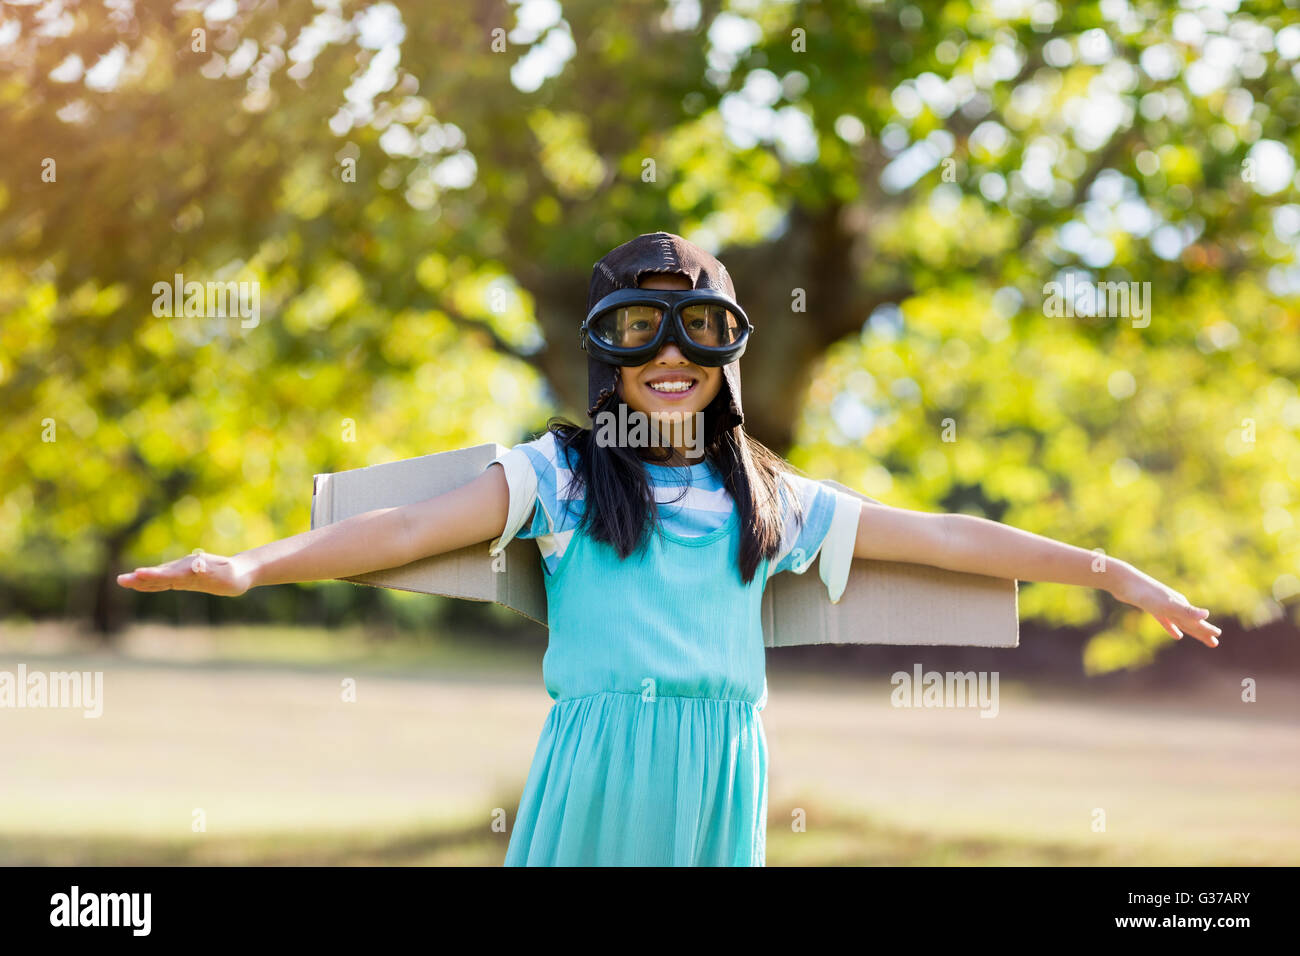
484,431,859,866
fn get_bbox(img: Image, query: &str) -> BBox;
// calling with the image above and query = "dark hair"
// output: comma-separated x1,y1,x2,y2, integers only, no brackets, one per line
541,386,803,584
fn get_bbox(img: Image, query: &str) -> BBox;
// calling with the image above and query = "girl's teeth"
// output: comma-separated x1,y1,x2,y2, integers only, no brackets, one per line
650,381,693,392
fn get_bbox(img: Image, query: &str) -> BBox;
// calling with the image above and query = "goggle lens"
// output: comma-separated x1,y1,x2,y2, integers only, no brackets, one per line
680,304,744,348
591,306,663,349
589,303,745,351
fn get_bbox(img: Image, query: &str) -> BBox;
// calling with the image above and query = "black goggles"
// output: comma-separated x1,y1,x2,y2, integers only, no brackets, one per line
579,288,752,367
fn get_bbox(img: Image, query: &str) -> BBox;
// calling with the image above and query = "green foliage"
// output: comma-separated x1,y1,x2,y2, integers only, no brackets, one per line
0,1,1296,667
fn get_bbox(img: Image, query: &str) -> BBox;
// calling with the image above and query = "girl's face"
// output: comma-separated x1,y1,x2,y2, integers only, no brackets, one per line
614,272,724,419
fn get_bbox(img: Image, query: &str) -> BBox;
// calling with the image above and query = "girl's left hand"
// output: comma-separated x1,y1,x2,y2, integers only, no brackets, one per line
1109,564,1222,648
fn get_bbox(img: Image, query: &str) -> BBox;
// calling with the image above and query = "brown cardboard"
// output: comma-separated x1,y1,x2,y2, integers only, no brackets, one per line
310,443,546,626
311,444,1019,648
760,480,1019,648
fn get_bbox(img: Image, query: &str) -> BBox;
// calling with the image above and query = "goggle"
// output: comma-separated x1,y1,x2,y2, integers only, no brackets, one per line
580,288,752,367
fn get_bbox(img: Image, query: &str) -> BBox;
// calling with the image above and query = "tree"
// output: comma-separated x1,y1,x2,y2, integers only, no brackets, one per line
0,1,1296,666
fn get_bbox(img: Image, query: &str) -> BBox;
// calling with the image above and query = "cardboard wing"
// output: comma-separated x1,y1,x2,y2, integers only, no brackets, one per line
761,480,1018,649
310,443,546,626
310,443,1019,648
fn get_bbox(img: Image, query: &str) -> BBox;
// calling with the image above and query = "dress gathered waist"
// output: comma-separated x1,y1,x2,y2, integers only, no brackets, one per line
554,689,763,707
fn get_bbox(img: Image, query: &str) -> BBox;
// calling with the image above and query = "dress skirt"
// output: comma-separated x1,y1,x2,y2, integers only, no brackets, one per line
504,690,768,866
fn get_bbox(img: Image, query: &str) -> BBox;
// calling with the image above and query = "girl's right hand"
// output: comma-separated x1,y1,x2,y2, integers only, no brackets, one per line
116,550,254,597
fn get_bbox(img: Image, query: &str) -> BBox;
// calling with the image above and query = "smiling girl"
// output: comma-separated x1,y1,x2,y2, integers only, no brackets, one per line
118,231,1221,866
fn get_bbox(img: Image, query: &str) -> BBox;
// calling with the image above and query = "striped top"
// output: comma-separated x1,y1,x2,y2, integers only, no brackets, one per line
484,430,861,601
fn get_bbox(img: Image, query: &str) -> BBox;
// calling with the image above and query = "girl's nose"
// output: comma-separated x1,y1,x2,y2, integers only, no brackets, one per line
655,341,688,363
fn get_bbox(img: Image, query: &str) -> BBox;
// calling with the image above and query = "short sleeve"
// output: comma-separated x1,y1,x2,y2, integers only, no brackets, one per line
766,472,863,603
481,431,582,560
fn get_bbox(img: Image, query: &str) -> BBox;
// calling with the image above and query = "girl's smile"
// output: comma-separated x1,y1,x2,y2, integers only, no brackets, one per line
644,373,699,398
619,352,719,416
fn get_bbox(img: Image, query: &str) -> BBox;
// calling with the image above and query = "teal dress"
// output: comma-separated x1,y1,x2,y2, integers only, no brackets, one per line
485,431,858,866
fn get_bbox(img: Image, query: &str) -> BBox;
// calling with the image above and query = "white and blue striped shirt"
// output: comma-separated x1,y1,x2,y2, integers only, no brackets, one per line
485,430,861,601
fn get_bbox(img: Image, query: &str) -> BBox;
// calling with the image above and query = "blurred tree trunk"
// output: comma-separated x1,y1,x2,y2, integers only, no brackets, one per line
91,464,195,641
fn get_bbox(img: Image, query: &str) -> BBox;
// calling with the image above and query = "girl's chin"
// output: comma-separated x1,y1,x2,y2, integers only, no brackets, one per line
632,399,707,415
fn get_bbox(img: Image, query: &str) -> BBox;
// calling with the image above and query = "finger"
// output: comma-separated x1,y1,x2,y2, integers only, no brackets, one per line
118,570,156,588
132,571,176,588
1171,616,1216,647
1173,609,1221,647
121,567,182,590
122,576,164,591
154,560,196,578
1156,615,1182,640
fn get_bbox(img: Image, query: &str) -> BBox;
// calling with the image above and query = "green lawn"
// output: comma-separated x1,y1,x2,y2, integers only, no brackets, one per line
1,621,1296,865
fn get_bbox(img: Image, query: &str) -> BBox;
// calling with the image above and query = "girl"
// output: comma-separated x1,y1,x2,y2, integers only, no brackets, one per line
117,231,1222,867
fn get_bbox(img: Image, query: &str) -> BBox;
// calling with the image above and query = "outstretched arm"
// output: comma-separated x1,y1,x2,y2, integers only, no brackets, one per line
117,464,513,595
851,501,1222,648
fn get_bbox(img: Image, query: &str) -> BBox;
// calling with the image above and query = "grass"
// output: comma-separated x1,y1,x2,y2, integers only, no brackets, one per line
0,800,1143,867
2,620,1296,866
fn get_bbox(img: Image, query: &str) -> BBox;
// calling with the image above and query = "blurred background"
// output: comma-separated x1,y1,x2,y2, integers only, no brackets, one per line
1,0,1297,865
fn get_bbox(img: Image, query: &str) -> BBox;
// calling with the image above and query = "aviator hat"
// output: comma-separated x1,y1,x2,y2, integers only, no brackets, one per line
584,232,745,436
